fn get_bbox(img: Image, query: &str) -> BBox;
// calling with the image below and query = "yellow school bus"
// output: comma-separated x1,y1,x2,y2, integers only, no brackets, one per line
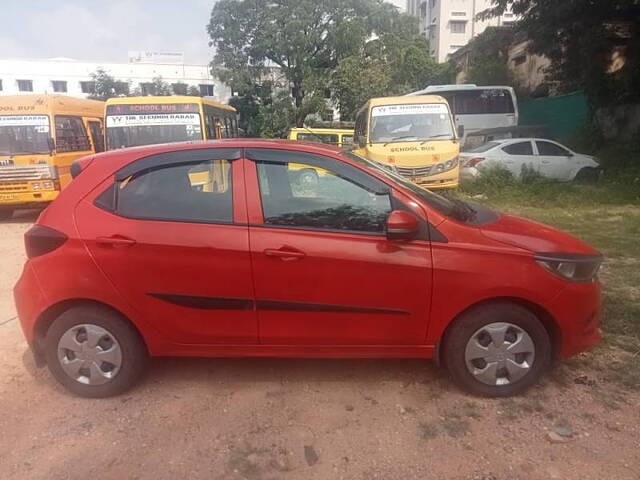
287,128,354,147
353,95,460,189
105,95,238,150
0,94,105,219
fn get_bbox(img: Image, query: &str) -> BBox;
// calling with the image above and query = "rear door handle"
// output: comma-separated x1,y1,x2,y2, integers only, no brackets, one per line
263,247,306,261
96,235,137,247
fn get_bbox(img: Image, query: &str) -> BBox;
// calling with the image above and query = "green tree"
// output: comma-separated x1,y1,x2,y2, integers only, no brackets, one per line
481,0,640,107
462,28,515,86
151,76,172,96
88,67,129,100
331,56,391,120
187,85,201,96
330,12,456,120
172,82,188,95
207,0,386,126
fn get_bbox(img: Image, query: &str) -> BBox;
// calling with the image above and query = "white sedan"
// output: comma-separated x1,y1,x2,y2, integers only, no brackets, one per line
460,138,601,182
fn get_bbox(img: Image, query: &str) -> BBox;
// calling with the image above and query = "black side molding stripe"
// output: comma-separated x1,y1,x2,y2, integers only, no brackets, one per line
148,293,408,315
147,293,253,310
256,299,409,315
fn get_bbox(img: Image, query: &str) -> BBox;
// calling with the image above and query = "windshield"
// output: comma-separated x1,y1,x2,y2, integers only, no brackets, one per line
369,103,454,143
106,113,203,150
0,115,52,155
343,152,457,217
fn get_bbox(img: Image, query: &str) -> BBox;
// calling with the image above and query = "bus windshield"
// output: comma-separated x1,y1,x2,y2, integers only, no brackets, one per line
440,88,515,115
369,104,454,143
105,105,203,149
0,115,52,155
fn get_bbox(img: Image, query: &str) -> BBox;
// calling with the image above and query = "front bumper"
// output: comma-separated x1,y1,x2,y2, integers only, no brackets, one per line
548,280,603,358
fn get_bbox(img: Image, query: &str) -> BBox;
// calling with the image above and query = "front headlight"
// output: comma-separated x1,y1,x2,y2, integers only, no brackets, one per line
535,253,603,282
443,156,458,171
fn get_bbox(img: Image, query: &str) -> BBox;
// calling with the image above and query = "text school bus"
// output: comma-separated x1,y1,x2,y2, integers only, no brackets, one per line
0,94,105,219
353,96,461,189
105,96,238,150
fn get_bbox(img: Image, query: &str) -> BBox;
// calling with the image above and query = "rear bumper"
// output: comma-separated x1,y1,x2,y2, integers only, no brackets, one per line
14,262,49,366
14,262,47,345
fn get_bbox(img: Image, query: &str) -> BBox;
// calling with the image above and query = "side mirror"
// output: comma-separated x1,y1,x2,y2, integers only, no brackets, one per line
457,124,465,139
386,210,419,241
357,135,366,148
47,137,56,152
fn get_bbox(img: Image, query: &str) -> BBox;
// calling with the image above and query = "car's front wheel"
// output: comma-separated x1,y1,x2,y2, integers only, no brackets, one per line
442,302,551,397
574,167,600,183
44,305,148,398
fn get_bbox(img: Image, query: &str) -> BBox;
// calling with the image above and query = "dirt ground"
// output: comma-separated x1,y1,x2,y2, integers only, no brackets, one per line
1,210,639,480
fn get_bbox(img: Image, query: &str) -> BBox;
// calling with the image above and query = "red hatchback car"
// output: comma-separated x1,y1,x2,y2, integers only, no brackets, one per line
14,140,603,398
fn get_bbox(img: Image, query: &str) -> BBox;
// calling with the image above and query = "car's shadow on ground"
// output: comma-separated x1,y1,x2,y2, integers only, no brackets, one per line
143,356,447,390
22,348,450,396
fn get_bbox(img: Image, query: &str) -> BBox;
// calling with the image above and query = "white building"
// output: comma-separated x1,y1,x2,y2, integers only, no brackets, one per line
0,52,231,103
406,0,516,63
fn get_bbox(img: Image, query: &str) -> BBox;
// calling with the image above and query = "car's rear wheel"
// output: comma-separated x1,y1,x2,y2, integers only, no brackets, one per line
44,305,148,398
442,302,551,397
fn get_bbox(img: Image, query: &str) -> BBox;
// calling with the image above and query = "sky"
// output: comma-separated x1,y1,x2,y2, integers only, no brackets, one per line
0,0,406,65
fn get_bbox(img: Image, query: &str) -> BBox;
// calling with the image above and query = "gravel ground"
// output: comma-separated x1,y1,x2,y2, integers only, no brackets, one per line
1,210,639,480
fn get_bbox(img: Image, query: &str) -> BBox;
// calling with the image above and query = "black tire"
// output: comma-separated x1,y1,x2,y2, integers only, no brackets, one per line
442,302,551,397
0,209,13,221
574,167,600,183
44,305,148,398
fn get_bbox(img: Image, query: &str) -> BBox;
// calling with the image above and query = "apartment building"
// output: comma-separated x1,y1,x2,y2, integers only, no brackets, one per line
406,0,516,62
0,52,231,103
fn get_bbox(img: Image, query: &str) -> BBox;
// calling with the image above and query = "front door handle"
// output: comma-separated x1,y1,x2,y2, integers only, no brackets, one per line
263,247,306,261
96,235,137,247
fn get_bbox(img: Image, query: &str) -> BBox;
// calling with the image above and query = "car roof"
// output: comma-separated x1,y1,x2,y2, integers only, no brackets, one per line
92,138,346,166
490,138,559,143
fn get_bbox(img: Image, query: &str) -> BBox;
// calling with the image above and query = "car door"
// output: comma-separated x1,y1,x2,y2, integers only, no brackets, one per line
75,148,258,345
535,140,574,180
244,148,433,345
498,141,536,177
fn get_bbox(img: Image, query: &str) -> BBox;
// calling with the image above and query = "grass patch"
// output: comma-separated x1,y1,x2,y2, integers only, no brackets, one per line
441,412,471,438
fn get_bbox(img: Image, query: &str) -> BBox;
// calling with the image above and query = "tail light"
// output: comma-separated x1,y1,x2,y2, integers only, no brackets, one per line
468,157,485,167
24,225,68,258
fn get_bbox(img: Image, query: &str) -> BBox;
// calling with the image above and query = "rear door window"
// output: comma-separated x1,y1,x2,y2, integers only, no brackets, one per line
116,159,233,223
536,141,571,156
502,141,533,155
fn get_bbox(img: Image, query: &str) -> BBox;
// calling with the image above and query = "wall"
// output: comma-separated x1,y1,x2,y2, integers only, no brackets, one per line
519,91,588,140
0,58,231,103
508,40,550,92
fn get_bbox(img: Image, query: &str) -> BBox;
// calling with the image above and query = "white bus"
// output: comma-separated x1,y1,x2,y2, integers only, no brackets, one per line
407,84,518,149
